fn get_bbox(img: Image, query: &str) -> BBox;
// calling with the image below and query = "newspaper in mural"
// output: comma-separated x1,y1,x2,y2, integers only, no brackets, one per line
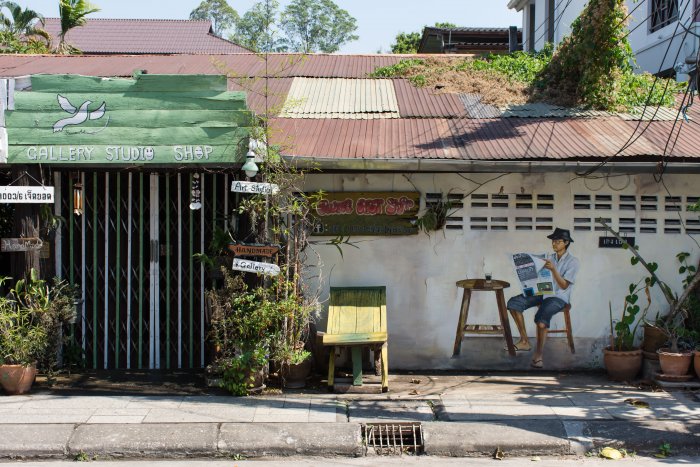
510,253,555,296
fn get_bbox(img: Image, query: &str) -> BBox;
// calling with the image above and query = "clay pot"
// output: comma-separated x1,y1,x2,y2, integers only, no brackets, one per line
641,325,668,359
603,348,642,382
694,351,700,379
282,358,312,389
0,364,38,395
657,348,693,376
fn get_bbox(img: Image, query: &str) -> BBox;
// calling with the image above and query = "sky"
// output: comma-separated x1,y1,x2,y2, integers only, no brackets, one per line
16,0,522,53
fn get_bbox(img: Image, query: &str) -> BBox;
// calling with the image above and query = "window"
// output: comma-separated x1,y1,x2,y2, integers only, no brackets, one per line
547,0,556,43
650,0,679,32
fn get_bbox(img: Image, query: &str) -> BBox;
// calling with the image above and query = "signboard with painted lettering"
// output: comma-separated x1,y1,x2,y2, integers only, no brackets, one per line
4,74,252,165
0,186,54,203
230,180,279,195
232,258,280,276
599,236,636,248
310,191,420,236
1,237,44,252
227,243,280,257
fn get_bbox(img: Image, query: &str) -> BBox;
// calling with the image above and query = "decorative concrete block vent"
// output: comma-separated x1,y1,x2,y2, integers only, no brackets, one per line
467,193,554,232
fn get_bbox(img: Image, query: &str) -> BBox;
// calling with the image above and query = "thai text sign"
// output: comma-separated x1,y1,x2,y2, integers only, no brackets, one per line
228,243,280,257
231,181,279,195
232,258,280,276
1,237,43,252
310,192,419,236
0,186,54,203
5,74,251,165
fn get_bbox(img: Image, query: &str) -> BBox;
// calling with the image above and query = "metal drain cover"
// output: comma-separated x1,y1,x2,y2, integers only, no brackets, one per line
362,422,424,455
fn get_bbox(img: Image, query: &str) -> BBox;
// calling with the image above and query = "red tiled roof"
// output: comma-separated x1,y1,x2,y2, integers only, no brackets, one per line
0,53,698,164
40,18,250,54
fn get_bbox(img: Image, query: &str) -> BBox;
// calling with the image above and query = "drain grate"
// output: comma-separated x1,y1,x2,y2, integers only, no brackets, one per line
362,422,424,455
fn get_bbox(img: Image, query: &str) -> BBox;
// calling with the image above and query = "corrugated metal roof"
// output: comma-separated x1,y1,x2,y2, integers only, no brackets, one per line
41,18,250,54
228,77,293,117
459,94,501,118
269,117,693,161
395,79,466,117
500,103,684,121
280,78,400,119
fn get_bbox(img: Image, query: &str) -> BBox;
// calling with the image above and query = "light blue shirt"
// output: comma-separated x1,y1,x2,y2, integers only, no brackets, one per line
549,251,579,304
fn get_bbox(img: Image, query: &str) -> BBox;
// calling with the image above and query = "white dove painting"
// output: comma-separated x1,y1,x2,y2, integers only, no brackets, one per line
53,94,107,133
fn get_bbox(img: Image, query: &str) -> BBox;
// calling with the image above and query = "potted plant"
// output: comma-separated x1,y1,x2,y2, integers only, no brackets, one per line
0,271,77,394
602,279,649,381
206,271,283,395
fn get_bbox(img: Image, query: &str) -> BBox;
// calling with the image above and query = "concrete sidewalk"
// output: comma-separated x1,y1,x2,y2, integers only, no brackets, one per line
1,372,699,459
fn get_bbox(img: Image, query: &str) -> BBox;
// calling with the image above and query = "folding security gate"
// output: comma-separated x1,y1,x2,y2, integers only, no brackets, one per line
54,170,236,370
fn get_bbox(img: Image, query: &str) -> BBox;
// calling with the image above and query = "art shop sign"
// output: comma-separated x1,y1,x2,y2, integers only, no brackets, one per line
3,74,251,165
310,192,419,236
1,237,43,252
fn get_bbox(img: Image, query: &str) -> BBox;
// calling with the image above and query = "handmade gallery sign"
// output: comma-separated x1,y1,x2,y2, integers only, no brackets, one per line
310,191,420,236
232,258,280,276
0,186,54,203
4,74,252,165
227,243,280,257
1,237,43,252
230,180,279,195
599,236,636,248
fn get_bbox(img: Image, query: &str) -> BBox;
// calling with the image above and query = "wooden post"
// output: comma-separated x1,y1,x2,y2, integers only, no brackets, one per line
10,165,42,280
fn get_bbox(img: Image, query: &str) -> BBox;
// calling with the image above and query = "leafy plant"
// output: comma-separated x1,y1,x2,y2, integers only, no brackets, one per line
609,278,650,351
219,346,268,396
414,198,453,234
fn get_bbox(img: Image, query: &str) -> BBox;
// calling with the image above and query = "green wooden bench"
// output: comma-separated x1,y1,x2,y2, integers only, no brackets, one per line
322,286,388,392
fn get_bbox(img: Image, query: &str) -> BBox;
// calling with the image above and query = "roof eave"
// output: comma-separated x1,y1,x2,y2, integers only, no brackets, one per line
507,0,529,11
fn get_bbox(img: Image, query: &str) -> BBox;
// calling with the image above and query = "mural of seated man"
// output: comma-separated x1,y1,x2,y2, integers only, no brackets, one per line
506,228,579,369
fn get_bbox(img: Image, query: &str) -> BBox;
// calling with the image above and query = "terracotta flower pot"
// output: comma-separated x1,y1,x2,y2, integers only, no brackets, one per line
282,358,312,389
694,351,700,379
0,364,38,395
603,347,642,382
642,324,667,359
657,348,693,376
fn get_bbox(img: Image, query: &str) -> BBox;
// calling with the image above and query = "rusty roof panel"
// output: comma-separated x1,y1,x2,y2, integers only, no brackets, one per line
394,79,466,117
228,77,293,117
280,78,400,118
459,93,502,118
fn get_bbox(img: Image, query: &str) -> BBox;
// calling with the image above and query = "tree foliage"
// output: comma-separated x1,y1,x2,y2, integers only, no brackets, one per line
279,0,358,53
390,22,457,54
57,0,100,54
0,1,51,53
189,0,239,37
232,0,286,52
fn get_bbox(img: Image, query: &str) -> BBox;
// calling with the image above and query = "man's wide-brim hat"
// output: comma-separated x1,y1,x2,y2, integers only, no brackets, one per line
547,227,574,243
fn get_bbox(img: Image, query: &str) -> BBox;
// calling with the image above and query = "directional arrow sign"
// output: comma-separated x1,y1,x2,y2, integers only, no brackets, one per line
227,243,280,257
230,180,279,195
232,258,280,276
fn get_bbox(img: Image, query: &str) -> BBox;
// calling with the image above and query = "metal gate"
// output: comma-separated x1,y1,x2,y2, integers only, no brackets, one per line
54,170,236,370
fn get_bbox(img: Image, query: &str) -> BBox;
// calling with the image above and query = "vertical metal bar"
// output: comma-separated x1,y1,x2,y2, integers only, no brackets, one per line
81,172,86,353
151,173,160,369
115,174,121,368
54,171,62,279
200,173,205,368
103,172,110,369
69,175,74,285
224,174,229,231
92,172,98,369
127,173,133,369
138,173,144,369
177,173,183,369
189,173,194,368
166,175,171,370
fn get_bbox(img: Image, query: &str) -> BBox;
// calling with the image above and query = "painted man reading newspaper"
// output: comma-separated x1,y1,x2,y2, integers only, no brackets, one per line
506,228,580,369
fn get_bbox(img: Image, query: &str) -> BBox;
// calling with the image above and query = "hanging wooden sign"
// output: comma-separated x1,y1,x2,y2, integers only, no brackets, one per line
0,186,54,203
230,180,279,195
1,237,44,252
231,258,280,276
227,243,280,257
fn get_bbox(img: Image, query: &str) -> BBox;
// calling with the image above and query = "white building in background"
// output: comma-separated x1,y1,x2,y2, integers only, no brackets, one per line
507,0,699,77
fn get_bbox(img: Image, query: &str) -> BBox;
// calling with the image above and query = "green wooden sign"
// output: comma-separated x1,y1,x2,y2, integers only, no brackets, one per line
5,74,252,165
310,192,420,236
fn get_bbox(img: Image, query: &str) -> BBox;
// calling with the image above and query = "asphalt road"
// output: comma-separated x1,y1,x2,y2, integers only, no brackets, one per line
4,455,700,466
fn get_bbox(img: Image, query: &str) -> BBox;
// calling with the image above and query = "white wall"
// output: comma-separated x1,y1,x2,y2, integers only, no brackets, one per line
516,0,699,77
304,171,700,370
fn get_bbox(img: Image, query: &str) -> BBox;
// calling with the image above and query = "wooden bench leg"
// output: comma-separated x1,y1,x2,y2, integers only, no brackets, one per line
452,289,472,356
564,309,575,354
351,347,363,386
327,347,336,387
381,342,388,392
